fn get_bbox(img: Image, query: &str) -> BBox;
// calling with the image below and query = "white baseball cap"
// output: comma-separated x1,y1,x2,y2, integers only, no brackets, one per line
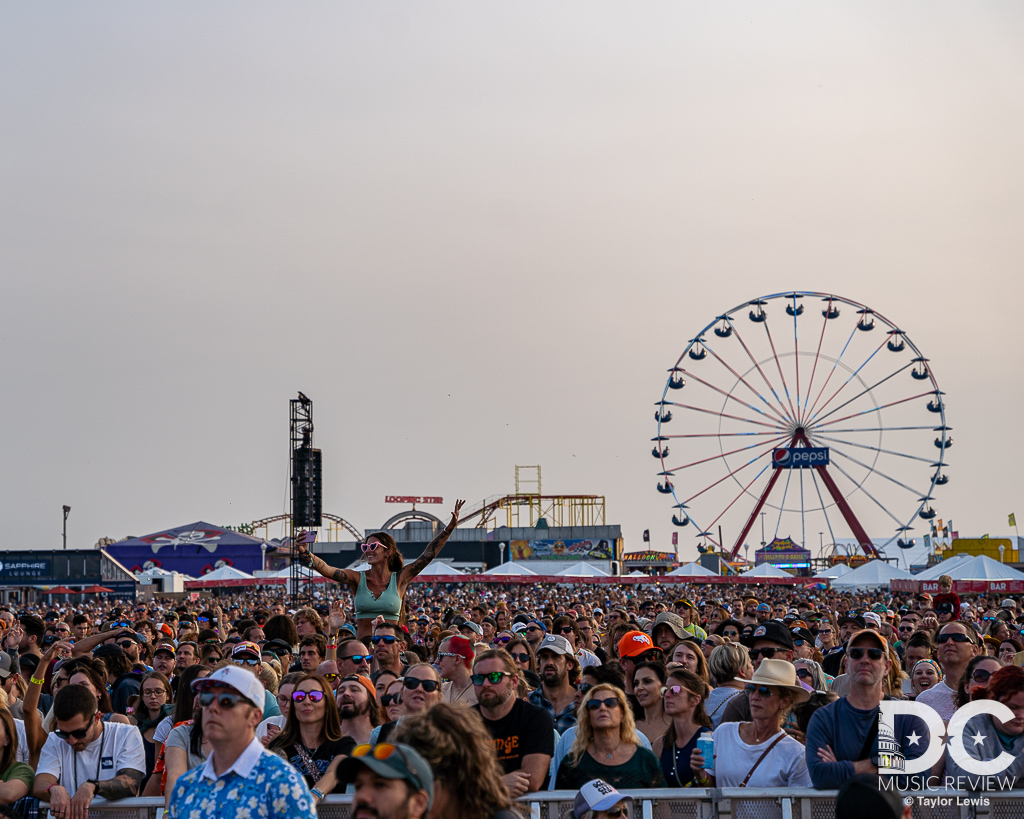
192,665,265,709
574,779,632,818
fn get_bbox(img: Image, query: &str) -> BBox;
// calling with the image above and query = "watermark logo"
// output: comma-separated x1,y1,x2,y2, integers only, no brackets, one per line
878,700,1019,776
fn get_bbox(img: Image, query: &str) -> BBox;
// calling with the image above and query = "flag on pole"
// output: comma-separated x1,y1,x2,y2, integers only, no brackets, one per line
672,532,678,546
643,529,650,543
937,519,943,532
923,534,931,550
1011,513,1017,528
981,534,990,539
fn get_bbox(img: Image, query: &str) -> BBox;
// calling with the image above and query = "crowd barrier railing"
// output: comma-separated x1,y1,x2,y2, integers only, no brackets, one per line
44,789,1024,819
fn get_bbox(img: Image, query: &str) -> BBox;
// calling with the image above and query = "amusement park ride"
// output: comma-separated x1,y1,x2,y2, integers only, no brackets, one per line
653,292,951,569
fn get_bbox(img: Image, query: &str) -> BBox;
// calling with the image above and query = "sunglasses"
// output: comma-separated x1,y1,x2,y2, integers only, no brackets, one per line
381,694,402,707
359,541,382,553
796,668,812,680
559,627,575,635
117,641,135,650
55,714,97,740
233,657,259,667
793,639,807,646
664,684,691,696
748,647,782,660
493,636,512,643
586,697,620,711
937,633,973,644
403,678,440,692
322,673,340,683
206,656,222,664
898,625,915,632
180,622,196,630
848,647,884,661
472,671,513,686
818,628,833,633
372,636,397,645
436,652,462,659
526,626,544,633
971,668,994,684
343,654,372,664
510,652,531,664
745,685,776,697
578,683,593,695
723,630,739,638
198,691,247,709
292,690,326,703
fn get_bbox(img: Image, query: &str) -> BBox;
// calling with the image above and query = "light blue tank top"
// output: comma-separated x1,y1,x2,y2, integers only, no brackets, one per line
354,571,402,621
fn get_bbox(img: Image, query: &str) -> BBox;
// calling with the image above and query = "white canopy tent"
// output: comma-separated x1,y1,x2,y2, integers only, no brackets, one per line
940,555,1024,581
911,554,973,581
832,560,913,590
415,562,466,576
666,563,718,578
482,563,538,577
556,562,612,578
198,565,254,582
740,563,791,578
813,563,853,580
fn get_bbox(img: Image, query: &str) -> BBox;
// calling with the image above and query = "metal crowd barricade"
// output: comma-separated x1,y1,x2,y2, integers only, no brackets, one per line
62,790,1024,819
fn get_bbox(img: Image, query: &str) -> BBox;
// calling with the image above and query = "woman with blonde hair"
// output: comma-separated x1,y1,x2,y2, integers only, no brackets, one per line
706,644,752,728
394,703,518,819
555,683,665,790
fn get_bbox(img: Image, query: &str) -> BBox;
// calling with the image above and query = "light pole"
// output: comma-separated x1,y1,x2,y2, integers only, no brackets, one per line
499,542,507,565
62,506,71,550
760,512,766,547
819,532,824,559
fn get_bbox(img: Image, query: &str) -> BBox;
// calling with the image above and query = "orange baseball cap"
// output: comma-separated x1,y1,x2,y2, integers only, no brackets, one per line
618,630,658,659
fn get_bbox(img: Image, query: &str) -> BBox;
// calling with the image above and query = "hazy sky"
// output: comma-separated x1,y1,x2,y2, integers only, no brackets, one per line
2,3,1022,561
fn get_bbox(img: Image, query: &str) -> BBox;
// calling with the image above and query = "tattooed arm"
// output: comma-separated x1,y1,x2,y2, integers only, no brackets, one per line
402,499,465,583
93,769,144,800
294,543,360,589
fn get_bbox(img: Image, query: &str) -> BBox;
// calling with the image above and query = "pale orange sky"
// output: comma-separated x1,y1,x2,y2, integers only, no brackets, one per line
1,3,1022,560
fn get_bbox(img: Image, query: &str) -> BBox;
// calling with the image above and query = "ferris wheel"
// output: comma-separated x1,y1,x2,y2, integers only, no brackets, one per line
652,292,950,559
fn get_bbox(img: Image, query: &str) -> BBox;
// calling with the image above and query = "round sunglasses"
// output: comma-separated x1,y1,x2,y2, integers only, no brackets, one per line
292,690,326,703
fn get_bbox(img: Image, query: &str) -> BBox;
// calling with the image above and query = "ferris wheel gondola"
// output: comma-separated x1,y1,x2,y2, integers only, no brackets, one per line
652,291,950,559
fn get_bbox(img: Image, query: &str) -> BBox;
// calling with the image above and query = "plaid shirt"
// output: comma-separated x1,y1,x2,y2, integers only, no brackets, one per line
528,687,577,734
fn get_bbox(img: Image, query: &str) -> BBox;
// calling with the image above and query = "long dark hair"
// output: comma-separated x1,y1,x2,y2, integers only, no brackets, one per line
662,667,711,752
62,657,116,713
368,532,403,573
173,664,211,725
268,674,342,754
264,614,299,647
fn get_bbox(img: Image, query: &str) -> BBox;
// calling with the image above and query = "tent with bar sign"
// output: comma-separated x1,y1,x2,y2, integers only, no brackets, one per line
105,522,273,576
755,537,812,570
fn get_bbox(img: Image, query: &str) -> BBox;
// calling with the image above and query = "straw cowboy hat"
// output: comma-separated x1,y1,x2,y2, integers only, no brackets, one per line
735,658,810,703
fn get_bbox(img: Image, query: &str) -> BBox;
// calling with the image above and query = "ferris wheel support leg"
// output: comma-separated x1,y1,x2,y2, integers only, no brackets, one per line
810,464,878,558
728,466,785,560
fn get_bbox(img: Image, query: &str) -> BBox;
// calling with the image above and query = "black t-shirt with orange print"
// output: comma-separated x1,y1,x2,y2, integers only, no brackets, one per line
475,698,554,773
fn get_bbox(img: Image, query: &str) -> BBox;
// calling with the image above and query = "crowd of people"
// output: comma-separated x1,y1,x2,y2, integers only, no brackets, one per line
1,559,1023,819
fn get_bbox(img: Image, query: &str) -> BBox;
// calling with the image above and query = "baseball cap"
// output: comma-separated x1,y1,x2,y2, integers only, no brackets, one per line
154,643,176,657
116,630,145,644
0,653,12,680
93,644,125,661
839,614,867,629
573,779,633,819
231,641,261,659
537,634,574,656
459,621,483,636
652,612,689,641
756,603,772,612
836,774,905,819
617,630,658,659
1002,599,1017,609
191,665,265,709
743,621,795,650
863,612,882,628
264,638,293,655
337,743,434,809
848,629,888,652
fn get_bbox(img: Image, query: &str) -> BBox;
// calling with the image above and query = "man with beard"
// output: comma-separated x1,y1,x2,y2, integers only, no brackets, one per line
152,643,176,680
336,742,432,819
337,638,374,678
822,615,865,677
527,634,580,733
473,649,553,798
371,623,407,680
337,674,379,745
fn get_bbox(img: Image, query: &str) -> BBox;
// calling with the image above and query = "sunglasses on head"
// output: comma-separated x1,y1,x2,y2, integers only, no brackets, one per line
403,677,440,692
472,671,513,685
586,697,620,711
748,647,782,660
198,691,248,709
292,690,326,703
937,632,973,644
372,636,397,645
381,694,402,707
111,621,131,629
745,685,775,697
359,541,382,553
848,647,884,661
55,713,97,740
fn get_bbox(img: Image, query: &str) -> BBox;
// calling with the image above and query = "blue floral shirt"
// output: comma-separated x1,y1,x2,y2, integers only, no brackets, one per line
168,737,316,819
